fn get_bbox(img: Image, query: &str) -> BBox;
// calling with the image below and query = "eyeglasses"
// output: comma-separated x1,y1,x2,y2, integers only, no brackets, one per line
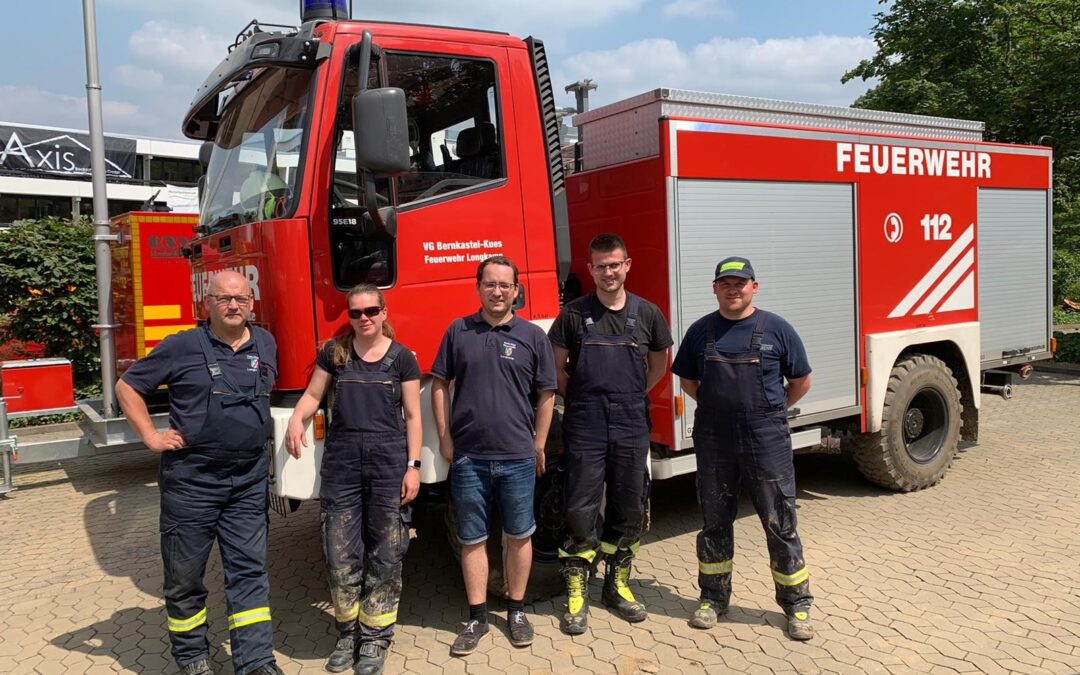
208,294,253,306
348,306,384,319
590,260,628,273
480,282,516,292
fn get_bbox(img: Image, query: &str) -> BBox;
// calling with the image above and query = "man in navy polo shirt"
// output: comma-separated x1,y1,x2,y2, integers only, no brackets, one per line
431,255,557,657
115,271,283,675
671,256,815,641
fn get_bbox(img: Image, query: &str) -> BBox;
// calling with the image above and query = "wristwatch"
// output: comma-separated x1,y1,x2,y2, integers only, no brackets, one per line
407,459,421,470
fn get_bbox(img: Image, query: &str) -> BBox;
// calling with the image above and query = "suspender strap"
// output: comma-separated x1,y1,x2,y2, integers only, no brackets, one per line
196,325,224,380
624,294,639,335
750,310,769,350
380,342,403,372
250,327,270,398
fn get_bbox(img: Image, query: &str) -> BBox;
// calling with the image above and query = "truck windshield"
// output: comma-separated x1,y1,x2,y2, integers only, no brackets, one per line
200,67,314,232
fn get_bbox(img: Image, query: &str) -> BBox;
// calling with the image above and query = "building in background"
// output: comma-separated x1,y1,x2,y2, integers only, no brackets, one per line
0,122,200,225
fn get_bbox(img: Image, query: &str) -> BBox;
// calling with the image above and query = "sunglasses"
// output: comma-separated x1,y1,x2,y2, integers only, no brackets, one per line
347,306,384,319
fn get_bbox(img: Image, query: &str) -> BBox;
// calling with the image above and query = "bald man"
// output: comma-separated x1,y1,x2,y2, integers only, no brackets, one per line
117,271,283,675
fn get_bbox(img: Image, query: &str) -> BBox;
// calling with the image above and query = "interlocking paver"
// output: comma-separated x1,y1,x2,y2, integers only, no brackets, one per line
3,371,1080,673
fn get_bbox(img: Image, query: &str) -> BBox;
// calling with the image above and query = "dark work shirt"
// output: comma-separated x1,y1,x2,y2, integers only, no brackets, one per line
548,292,673,375
431,312,557,460
120,323,278,443
671,309,810,409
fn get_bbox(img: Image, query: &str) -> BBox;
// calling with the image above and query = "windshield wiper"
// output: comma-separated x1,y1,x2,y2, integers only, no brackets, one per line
203,211,245,233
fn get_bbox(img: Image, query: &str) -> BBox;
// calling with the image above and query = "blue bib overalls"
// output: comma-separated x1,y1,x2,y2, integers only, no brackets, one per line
692,310,813,614
159,327,275,674
560,294,651,564
320,342,411,645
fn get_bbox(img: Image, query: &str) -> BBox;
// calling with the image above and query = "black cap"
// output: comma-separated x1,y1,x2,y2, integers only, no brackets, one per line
713,256,755,281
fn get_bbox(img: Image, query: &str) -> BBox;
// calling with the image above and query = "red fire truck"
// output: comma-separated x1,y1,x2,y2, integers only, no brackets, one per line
179,2,1053,502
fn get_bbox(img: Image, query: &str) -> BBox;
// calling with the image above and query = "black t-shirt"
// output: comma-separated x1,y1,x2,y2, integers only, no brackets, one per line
315,340,422,381
120,324,278,443
548,292,674,375
671,309,811,409
431,312,557,460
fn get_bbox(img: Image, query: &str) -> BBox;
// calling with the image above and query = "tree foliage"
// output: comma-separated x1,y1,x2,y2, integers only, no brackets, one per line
844,0,1080,272
0,218,100,388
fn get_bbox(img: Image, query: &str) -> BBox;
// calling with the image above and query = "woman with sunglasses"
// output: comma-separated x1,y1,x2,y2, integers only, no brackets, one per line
285,284,422,675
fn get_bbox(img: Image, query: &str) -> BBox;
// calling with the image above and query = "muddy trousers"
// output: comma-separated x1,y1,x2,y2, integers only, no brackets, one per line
559,396,650,564
320,431,411,642
693,415,812,614
159,447,274,674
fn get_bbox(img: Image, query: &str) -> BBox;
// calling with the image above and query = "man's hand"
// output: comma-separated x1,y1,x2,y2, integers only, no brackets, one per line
401,469,420,504
285,417,307,459
534,443,546,477
145,429,185,453
438,435,454,464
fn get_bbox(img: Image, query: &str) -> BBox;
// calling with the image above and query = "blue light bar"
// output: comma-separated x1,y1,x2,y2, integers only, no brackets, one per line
301,0,351,22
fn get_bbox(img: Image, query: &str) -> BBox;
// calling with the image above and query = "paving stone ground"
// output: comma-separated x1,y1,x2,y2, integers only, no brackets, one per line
2,370,1079,674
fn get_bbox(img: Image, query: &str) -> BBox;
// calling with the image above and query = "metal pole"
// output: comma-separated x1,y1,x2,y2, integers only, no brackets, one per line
0,400,15,495
82,0,117,418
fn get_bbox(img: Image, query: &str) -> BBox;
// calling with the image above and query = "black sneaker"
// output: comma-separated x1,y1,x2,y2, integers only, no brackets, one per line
325,634,356,673
178,659,213,675
249,662,284,675
450,620,490,656
353,640,390,675
507,610,534,647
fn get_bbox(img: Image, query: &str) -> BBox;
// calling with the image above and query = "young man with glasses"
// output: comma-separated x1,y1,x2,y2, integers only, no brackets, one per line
547,233,672,635
115,271,283,674
431,255,557,656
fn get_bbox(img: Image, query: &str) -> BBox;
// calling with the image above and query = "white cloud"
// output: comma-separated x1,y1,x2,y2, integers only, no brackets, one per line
554,34,877,111
0,86,143,134
663,0,731,19
114,64,165,90
128,21,223,75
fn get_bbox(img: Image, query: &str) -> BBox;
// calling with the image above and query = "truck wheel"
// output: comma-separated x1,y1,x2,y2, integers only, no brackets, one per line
853,354,962,492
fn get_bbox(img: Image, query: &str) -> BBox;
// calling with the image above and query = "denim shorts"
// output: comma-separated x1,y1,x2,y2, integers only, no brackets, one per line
450,455,537,545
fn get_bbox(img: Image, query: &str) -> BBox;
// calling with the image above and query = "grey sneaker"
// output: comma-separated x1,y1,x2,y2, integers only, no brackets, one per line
324,634,356,673
689,601,722,629
786,609,814,641
178,659,213,675
507,610,534,647
353,640,390,675
450,619,490,656
249,662,285,675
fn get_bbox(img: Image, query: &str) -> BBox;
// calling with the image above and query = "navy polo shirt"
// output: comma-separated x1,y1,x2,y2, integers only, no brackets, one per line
671,309,810,409
431,311,557,460
120,323,278,443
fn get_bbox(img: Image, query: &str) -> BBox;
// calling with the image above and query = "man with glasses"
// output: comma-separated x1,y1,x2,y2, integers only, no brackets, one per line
547,233,672,634
431,255,557,656
116,271,283,675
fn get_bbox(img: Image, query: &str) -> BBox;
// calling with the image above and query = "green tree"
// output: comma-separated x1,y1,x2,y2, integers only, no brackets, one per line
0,217,100,389
844,0,1080,302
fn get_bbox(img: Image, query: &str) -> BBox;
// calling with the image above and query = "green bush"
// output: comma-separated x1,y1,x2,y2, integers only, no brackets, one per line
1054,332,1080,365
1054,247,1080,307
0,218,100,389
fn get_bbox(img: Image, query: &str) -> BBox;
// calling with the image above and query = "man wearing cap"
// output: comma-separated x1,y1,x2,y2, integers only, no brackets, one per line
671,256,815,641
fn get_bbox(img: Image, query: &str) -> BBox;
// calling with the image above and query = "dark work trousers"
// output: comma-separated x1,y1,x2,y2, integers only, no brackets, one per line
160,329,275,674
321,345,410,643
560,295,651,565
692,310,812,614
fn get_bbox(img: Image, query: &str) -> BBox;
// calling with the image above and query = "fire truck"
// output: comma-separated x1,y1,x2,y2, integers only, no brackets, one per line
179,1,1053,503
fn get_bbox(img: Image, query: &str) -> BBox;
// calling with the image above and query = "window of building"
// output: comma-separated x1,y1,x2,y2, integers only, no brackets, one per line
0,195,73,225
150,158,200,185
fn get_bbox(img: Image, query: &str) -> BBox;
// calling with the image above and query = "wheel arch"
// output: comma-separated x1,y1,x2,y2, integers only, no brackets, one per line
865,323,980,436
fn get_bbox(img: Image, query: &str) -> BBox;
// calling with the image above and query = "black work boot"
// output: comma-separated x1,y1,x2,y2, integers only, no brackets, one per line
325,633,356,673
249,663,285,675
178,659,214,675
601,549,647,623
450,619,490,656
353,639,391,675
561,562,590,635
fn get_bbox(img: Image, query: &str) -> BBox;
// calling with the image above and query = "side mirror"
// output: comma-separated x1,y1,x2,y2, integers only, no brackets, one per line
352,88,411,175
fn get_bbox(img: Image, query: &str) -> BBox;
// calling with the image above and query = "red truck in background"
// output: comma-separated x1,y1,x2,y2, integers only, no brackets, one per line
175,1,1053,503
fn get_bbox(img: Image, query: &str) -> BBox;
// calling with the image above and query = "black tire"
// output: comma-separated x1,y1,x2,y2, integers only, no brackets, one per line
853,354,962,492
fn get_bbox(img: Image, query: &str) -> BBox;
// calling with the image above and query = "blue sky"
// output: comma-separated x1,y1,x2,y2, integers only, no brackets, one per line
0,0,886,140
